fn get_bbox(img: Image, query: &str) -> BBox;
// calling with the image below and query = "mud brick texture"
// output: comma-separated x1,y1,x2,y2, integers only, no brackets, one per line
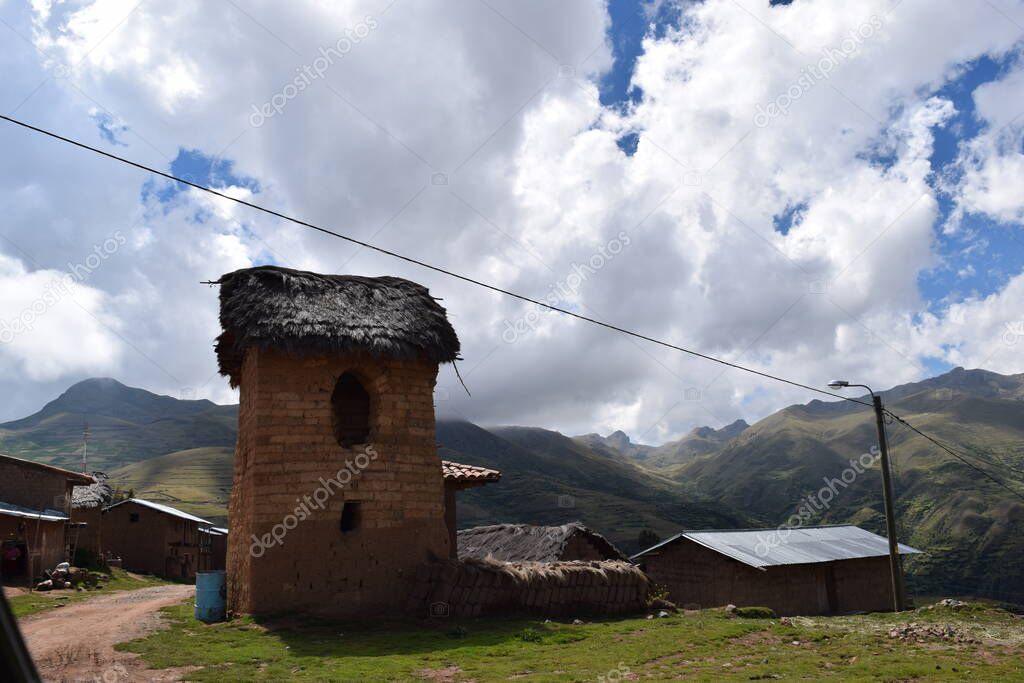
226,348,449,618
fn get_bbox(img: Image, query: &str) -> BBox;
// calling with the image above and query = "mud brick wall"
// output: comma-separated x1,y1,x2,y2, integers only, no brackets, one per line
407,558,650,618
103,502,205,579
0,515,65,580
0,460,73,513
71,507,103,555
639,539,894,616
227,347,449,618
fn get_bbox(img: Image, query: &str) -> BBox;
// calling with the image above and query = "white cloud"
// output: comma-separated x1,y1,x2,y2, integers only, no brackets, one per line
0,254,123,380
954,64,1024,224
0,0,1021,439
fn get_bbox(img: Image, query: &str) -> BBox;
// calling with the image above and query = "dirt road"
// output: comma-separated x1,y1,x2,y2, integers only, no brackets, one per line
19,583,196,682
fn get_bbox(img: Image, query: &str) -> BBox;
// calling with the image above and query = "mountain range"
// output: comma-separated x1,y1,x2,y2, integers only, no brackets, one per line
2,368,1022,603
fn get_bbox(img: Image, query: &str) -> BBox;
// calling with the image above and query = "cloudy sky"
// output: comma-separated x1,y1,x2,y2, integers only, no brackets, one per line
1,0,1022,442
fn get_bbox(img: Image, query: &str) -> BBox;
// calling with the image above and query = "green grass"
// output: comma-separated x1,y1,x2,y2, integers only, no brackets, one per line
8,568,171,618
119,601,1024,681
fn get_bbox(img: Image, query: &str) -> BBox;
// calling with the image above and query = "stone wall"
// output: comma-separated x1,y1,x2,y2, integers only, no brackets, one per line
407,558,650,618
227,348,450,618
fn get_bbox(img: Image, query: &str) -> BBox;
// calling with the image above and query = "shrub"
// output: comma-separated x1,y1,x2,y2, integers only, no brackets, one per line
734,606,776,619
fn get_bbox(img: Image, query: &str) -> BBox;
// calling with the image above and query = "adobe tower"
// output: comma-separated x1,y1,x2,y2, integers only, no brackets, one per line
215,266,460,617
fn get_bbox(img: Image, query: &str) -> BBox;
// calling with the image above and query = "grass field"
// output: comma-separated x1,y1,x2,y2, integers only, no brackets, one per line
8,568,171,618
119,600,1024,681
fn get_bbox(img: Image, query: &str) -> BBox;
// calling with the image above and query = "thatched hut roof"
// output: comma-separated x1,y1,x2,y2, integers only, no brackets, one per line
72,472,113,510
457,522,628,563
215,266,460,385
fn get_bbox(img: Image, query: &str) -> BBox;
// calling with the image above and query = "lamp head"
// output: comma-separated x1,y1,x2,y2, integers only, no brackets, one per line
827,380,849,389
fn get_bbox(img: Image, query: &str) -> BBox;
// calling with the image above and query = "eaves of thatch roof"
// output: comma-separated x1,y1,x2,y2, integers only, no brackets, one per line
72,471,113,509
457,522,628,563
215,266,460,386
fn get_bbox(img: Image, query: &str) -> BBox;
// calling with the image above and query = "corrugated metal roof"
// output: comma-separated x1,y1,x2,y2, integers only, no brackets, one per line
104,498,213,525
0,501,68,522
632,525,922,569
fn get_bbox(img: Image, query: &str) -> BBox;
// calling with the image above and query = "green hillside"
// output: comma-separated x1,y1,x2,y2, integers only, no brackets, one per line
109,447,235,526
439,421,753,553
673,368,1024,603
4,368,1024,603
0,378,237,471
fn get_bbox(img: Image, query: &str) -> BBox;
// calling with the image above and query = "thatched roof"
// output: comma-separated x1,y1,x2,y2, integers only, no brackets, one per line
72,471,113,510
458,522,628,563
215,266,460,385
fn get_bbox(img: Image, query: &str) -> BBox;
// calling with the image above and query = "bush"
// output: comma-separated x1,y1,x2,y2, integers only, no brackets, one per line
734,606,776,619
513,629,544,643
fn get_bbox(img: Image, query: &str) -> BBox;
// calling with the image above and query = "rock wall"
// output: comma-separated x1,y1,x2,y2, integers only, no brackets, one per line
408,558,650,618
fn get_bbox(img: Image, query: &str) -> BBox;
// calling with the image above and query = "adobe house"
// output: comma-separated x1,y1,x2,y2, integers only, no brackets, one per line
215,266,463,617
102,498,214,579
441,460,501,558
457,522,628,563
70,472,113,561
0,453,94,581
632,525,921,616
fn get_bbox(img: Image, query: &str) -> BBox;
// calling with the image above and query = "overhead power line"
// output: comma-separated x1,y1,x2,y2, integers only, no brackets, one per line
884,410,1024,503
0,113,872,408
7,114,1024,505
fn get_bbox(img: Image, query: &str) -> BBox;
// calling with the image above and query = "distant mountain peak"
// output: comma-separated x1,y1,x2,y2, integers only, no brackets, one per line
1,377,224,431
606,430,631,447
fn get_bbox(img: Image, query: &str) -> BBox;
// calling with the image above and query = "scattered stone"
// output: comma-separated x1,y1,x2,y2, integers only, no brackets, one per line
724,604,737,614
572,619,584,625
887,622,978,644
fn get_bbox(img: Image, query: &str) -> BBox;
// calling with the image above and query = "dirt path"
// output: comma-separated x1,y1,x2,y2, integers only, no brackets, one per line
19,583,196,683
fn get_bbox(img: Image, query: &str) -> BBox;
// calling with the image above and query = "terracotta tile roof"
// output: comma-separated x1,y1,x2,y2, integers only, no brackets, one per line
441,460,501,483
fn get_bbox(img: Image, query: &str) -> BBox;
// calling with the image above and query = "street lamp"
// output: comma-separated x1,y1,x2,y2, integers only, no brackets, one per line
827,379,906,612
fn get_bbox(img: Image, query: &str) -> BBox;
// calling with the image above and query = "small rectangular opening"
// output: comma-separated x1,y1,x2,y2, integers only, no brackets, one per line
129,512,140,523
340,501,361,533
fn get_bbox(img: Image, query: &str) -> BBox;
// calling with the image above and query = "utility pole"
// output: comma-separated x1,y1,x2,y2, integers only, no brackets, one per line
828,380,906,612
871,394,906,612
82,422,89,474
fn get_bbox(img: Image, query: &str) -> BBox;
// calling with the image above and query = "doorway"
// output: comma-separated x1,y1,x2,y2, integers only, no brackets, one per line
1,541,28,581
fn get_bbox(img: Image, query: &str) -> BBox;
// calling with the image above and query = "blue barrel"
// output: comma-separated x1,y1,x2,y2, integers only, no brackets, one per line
195,570,226,623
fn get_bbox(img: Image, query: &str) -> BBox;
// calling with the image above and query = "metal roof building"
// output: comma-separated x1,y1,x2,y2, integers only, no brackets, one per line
633,525,920,569
633,525,922,616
